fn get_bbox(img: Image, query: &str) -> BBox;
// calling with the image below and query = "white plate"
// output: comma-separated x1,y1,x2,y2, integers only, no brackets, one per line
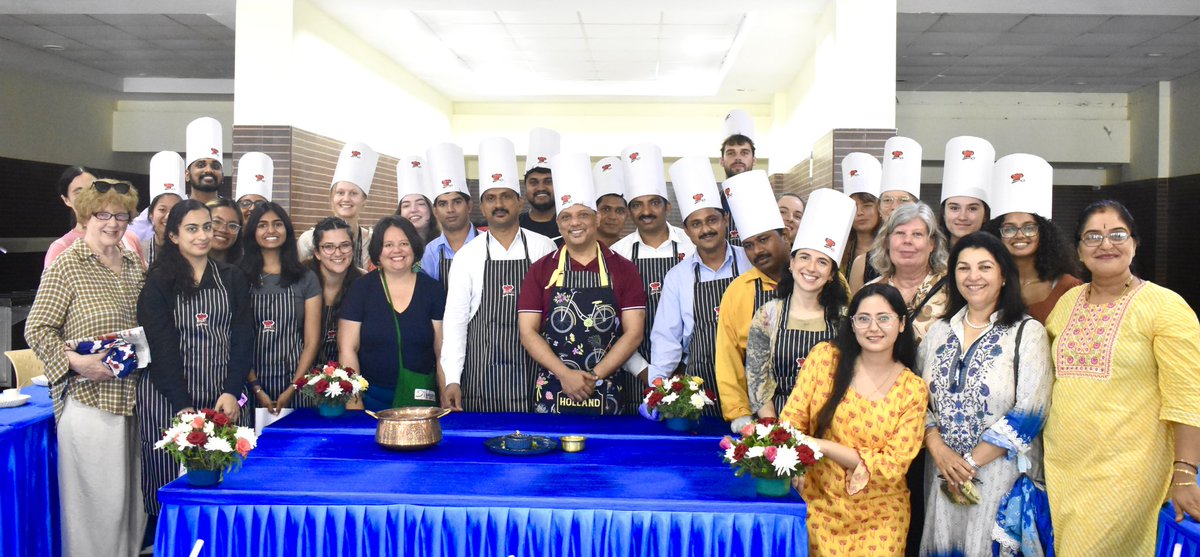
0,394,31,408
31,375,48,387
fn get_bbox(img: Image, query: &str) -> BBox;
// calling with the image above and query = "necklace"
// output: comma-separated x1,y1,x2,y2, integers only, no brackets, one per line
964,312,990,329
856,361,902,400
1086,275,1135,304
1021,277,1041,287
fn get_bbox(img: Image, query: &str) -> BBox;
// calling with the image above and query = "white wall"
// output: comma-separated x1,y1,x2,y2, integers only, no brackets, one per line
1169,70,1200,178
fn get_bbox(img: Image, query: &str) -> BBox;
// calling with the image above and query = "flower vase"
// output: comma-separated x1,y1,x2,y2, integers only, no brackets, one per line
664,417,699,432
754,476,791,497
186,468,222,487
318,401,347,418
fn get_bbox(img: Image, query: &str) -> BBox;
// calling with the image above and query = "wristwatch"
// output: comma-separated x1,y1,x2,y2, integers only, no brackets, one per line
963,452,980,470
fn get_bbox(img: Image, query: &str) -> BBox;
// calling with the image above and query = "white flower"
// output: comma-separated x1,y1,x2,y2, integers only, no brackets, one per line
307,375,321,386
332,369,349,380
688,380,700,392
689,393,706,409
745,446,765,459
325,381,344,397
801,438,824,461
204,436,233,453
203,421,215,435
724,446,740,462
174,433,192,449
755,423,773,438
178,412,203,423
772,446,800,476
661,392,678,405
154,434,171,450
235,426,258,448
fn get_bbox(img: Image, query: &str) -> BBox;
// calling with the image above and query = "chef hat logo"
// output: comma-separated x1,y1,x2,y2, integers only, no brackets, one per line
491,173,503,183
825,238,836,249
209,147,218,156
628,152,640,163
537,156,548,164
441,179,452,188
164,183,175,190
411,161,422,168
501,284,515,296
1010,173,1025,183
255,174,265,182
849,169,859,177
891,150,904,160
601,163,612,172
693,193,705,204
351,150,362,158
561,194,572,204
962,150,975,160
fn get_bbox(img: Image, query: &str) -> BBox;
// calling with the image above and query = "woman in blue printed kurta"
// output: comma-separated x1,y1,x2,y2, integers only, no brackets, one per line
916,233,1053,556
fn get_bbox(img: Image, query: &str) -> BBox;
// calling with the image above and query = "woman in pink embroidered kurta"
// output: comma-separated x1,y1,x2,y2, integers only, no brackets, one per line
781,284,929,557
1044,201,1200,556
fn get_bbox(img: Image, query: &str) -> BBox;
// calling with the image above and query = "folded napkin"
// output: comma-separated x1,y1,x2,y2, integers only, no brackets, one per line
74,338,139,378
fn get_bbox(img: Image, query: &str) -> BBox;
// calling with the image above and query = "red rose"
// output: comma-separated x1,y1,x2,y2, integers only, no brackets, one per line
212,413,230,427
186,431,208,446
758,417,777,426
642,387,654,398
294,377,308,389
647,391,664,408
704,389,716,401
202,409,217,420
343,366,356,374
315,380,329,394
339,380,352,393
770,428,792,445
797,445,817,466
328,361,340,368
670,382,684,392
733,444,749,461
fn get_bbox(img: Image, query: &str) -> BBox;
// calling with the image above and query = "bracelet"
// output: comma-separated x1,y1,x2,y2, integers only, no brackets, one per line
1175,460,1199,471
1176,468,1198,477
963,452,980,470
1172,481,1197,487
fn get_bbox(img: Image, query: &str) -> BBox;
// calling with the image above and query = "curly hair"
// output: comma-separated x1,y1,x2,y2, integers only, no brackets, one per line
982,213,1078,281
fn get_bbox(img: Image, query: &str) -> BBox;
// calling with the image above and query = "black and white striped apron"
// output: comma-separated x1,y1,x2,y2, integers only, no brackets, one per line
137,265,241,516
251,276,306,408
351,226,370,271
319,303,339,365
437,243,454,292
146,240,158,267
769,297,838,413
626,241,680,411
684,256,740,418
462,232,536,413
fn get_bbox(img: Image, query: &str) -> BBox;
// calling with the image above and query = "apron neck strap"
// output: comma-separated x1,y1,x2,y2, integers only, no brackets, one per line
378,271,408,372
546,243,608,290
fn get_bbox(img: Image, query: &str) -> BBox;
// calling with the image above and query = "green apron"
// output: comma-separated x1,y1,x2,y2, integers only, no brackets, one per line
379,273,437,407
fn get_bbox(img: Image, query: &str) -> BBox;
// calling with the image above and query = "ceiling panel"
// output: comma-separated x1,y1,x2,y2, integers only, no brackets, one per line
584,24,659,39
661,12,738,25
12,14,102,26
496,11,578,25
925,14,1025,33
116,24,192,39
40,25,136,40
1089,15,1195,34
504,23,581,39
578,10,660,25
1007,15,1109,34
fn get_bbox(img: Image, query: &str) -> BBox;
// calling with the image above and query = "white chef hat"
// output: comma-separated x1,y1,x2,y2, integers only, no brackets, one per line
478,136,520,197
792,188,856,264
550,152,596,214
620,143,668,202
592,156,625,202
991,154,1053,219
668,155,722,221
525,127,561,176
722,109,756,143
721,170,784,241
149,151,186,200
331,141,379,195
841,152,882,198
235,152,273,202
396,156,432,203
881,136,922,200
426,142,469,199
185,117,223,168
941,136,995,204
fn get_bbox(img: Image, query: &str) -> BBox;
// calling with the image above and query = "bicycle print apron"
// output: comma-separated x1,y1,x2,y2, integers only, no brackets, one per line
684,257,740,418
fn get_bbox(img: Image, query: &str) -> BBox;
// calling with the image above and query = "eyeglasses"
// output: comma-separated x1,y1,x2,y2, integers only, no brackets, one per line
93,211,132,222
879,195,913,207
212,219,242,233
1000,224,1039,238
851,313,900,330
1081,230,1131,247
92,180,132,194
238,200,268,210
319,242,353,255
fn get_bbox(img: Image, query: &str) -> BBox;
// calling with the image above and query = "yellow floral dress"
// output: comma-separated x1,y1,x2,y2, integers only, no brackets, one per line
1044,282,1200,556
780,342,929,557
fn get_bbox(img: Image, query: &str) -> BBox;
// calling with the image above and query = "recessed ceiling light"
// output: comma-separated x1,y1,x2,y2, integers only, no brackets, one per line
1073,81,1087,85
896,79,907,83
1146,52,1164,57
929,52,947,56
42,44,65,51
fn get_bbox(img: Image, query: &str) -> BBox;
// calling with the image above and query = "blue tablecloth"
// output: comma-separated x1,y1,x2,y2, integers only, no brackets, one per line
1159,503,1200,557
0,385,60,557
155,409,806,557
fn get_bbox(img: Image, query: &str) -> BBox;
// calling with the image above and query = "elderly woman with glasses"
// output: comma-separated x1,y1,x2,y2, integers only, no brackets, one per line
862,202,950,344
25,179,146,556
45,166,144,269
1043,200,1200,556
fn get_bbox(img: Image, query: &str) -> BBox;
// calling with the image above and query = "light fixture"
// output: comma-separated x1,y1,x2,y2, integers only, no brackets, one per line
1073,81,1087,85
41,44,65,51
929,52,947,56
1146,52,1164,57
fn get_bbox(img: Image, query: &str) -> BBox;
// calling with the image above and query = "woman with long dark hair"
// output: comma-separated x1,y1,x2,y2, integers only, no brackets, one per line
136,200,254,525
303,216,363,364
779,283,928,556
918,232,1052,556
240,202,322,421
206,197,244,264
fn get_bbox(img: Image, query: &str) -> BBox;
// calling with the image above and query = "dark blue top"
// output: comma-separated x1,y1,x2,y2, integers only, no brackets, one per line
340,270,445,389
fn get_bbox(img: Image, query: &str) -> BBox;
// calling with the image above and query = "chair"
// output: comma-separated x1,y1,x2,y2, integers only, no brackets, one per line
4,349,45,387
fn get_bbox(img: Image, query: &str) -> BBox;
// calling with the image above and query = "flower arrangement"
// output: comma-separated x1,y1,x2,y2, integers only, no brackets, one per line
642,374,716,420
720,417,823,480
155,409,257,473
294,361,369,407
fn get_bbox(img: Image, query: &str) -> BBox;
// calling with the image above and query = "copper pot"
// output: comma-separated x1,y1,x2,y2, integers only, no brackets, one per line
368,407,452,450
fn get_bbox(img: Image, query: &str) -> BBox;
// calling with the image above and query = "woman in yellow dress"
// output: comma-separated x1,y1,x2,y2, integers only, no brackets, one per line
1044,200,1200,556
780,283,929,556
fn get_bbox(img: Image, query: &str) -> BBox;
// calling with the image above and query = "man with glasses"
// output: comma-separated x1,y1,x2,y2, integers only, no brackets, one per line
610,144,695,414
234,152,273,222
440,138,557,413
879,136,923,222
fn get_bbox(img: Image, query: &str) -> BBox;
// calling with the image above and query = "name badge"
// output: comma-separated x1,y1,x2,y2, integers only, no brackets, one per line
414,388,436,402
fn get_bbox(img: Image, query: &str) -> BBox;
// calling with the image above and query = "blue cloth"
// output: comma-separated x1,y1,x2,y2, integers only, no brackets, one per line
73,337,138,378
647,244,749,380
340,270,446,390
420,227,479,282
0,386,60,557
1159,503,1200,557
992,475,1053,557
154,410,806,556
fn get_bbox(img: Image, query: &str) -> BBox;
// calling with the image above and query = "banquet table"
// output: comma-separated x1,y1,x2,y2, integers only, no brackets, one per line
154,411,808,557
0,385,60,557
1159,503,1200,557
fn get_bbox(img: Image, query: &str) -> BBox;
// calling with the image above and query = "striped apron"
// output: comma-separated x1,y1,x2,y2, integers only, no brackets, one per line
462,232,536,413
768,296,838,412
251,276,306,408
137,265,241,516
319,304,339,365
684,256,740,418
625,241,680,414
437,243,454,292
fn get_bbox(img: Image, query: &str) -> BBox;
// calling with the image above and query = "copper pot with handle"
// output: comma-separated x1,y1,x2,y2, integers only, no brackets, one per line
366,407,452,450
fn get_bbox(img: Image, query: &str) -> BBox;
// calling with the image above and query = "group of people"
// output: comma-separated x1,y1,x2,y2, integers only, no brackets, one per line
24,112,1200,557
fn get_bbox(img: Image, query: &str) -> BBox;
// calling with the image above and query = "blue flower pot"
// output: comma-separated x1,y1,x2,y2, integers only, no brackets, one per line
318,402,347,417
186,469,221,487
664,417,698,432
755,476,791,497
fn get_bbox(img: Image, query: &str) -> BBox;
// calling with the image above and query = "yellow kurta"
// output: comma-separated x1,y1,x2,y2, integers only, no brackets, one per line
1044,282,1200,557
715,267,777,421
780,342,928,557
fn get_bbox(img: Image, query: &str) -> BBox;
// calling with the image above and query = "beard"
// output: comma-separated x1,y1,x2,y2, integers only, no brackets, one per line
529,197,555,212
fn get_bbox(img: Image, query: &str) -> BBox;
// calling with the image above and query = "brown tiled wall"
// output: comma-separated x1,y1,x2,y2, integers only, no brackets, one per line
770,128,897,201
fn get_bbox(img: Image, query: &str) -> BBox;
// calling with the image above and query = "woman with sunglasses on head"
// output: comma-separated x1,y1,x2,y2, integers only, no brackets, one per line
240,202,322,422
1042,200,1200,556
206,198,244,264
135,200,254,530
45,167,144,269
778,283,928,556
26,179,145,556
304,217,363,364
917,232,1052,556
